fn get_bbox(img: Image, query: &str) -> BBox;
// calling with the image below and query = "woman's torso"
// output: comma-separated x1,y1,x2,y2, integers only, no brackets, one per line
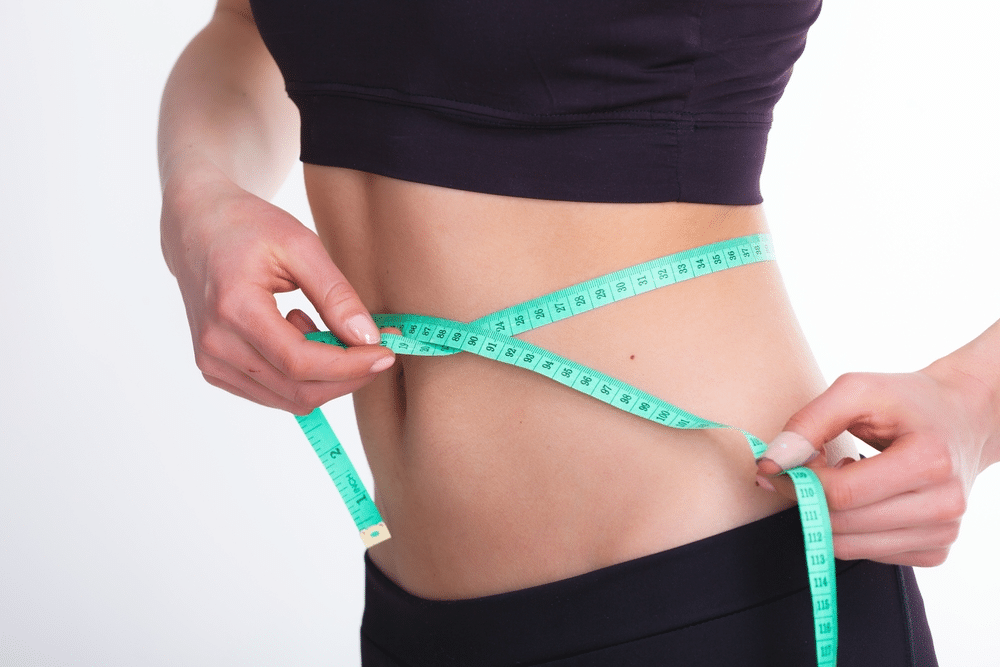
303,164,856,600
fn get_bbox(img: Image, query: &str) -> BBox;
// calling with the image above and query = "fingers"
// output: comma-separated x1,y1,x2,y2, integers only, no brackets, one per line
202,367,304,413
756,431,819,475
750,370,978,567
201,229,395,408
767,434,968,566
858,548,953,568
833,523,959,566
197,332,381,415
195,299,393,414
171,187,397,414
758,453,962,567
757,372,916,476
234,291,394,383
197,309,393,413
811,435,940,510
763,434,945,516
760,455,964,567
279,234,382,346
827,476,967,537
781,373,883,449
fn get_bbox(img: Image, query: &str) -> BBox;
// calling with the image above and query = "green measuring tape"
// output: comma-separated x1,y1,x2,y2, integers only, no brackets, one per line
295,233,838,666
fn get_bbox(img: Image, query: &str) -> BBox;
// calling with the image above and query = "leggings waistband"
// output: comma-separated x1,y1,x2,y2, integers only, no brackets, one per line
362,507,864,666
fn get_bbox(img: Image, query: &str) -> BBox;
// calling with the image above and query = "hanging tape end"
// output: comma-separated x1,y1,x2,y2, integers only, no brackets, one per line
360,522,391,548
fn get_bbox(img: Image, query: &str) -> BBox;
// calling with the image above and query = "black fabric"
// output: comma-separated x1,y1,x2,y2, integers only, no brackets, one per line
247,0,821,204
360,507,938,667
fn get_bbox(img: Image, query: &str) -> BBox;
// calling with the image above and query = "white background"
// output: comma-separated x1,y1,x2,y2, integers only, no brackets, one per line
1,0,998,665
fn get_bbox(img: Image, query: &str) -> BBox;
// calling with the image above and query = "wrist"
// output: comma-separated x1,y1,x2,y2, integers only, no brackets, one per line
160,152,234,203
159,156,243,276
924,331,1000,470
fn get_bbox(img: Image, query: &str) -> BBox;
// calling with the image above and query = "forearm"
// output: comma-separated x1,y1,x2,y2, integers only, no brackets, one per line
157,8,298,206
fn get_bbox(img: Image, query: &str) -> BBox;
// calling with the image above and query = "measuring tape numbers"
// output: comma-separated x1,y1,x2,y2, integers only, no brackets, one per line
293,233,838,666
294,408,389,548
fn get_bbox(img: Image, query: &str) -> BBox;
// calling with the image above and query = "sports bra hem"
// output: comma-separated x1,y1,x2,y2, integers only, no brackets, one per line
286,81,774,129
292,89,771,204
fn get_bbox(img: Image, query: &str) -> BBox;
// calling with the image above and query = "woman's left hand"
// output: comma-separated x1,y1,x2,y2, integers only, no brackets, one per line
756,362,1000,567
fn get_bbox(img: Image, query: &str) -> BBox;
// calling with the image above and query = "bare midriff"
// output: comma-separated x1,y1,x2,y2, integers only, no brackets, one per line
303,164,856,601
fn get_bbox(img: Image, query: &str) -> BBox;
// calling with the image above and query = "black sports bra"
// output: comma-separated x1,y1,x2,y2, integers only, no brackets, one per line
248,0,821,204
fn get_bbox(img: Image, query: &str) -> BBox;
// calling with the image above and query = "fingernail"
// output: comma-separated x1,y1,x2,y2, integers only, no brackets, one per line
369,356,394,374
347,314,381,345
756,475,776,493
834,456,855,469
757,431,817,472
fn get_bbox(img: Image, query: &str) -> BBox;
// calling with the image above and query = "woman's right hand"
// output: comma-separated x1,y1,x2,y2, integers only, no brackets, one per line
160,169,395,415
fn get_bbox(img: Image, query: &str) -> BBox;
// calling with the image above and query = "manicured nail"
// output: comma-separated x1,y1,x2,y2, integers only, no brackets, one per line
347,314,381,345
756,475,776,492
758,431,817,472
369,356,394,374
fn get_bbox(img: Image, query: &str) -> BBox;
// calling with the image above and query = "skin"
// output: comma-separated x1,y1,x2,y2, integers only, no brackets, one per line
160,0,1000,600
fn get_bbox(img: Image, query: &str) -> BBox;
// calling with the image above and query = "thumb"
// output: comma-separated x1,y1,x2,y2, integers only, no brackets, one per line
285,234,381,346
758,373,872,474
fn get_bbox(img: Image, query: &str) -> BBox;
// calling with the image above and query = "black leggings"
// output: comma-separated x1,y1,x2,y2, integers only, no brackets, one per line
360,507,937,666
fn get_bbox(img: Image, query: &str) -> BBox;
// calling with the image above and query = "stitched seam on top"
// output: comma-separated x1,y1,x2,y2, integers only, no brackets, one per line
678,1,707,201
896,566,919,667
286,80,772,126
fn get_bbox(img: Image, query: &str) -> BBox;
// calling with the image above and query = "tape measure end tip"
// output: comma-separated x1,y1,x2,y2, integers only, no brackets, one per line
361,523,391,548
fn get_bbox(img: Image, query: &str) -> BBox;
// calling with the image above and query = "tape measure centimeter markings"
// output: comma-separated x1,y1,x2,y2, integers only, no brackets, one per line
372,314,758,445
474,234,774,336
294,408,389,547
790,466,839,667
294,233,837,665
297,234,774,543
310,234,773,354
